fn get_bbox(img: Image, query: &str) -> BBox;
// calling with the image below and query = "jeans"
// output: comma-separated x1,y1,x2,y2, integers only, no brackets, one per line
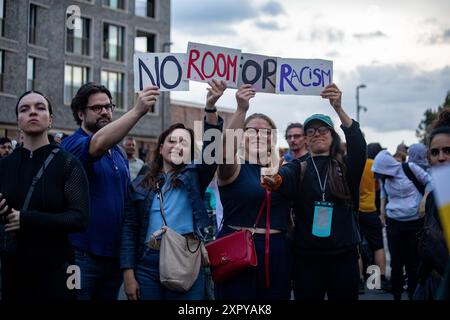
134,247,206,300
74,249,122,300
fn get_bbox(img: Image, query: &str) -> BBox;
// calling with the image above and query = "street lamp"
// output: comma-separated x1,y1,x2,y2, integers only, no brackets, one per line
356,84,367,123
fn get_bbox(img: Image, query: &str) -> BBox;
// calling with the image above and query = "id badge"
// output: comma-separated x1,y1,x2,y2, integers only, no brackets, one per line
312,201,334,238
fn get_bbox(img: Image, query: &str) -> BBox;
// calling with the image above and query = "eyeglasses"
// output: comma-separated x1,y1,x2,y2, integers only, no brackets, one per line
305,126,331,137
244,127,272,136
84,103,115,114
430,147,450,157
286,134,304,140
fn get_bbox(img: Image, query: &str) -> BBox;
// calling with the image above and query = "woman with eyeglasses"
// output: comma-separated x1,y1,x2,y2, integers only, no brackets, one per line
213,84,291,300
415,108,450,300
262,83,367,300
0,91,89,300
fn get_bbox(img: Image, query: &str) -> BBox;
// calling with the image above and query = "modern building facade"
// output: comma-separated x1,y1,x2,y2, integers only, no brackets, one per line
0,0,170,150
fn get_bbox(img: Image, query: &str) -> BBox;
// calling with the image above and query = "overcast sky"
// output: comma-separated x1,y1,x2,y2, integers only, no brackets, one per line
170,0,450,152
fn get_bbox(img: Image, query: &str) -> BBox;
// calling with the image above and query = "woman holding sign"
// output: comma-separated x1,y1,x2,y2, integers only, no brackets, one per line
262,83,367,300
120,80,225,300
215,84,291,300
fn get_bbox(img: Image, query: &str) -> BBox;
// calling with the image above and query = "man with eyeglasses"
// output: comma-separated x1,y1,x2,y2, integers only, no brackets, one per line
61,82,160,300
283,123,309,163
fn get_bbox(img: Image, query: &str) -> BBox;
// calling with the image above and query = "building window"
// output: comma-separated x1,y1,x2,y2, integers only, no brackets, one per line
135,30,155,53
65,65,90,105
0,50,4,92
103,0,125,10
101,70,124,110
66,16,91,56
27,57,36,91
0,0,5,37
103,23,125,62
29,4,37,44
135,0,155,18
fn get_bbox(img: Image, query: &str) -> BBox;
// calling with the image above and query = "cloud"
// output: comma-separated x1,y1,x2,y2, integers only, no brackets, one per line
254,20,284,31
325,51,340,58
353,31,387,40
260,1,285,16
339,64,450,132
419,28,450,45
309,27,345,43
172,0,258,35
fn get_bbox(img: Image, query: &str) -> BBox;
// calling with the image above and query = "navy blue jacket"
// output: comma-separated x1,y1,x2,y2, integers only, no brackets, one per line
120,117,223,270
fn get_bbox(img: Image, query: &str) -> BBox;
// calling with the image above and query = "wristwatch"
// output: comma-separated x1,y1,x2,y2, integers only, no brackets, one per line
205,107,217,113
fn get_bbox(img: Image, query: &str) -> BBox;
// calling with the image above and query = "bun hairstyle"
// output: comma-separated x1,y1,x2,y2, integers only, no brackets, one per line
429,108,450,146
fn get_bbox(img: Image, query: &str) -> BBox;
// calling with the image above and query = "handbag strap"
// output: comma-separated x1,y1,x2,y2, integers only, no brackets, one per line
156,181,168,226
253,192,268,229
252,190,272,289
264,190,271,289
156,180,201,254
22,148,60,211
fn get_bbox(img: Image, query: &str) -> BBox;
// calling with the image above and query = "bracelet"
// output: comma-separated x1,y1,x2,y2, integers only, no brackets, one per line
204,107,217,113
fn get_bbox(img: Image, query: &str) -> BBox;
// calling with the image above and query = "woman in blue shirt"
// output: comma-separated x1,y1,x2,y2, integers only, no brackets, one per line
120,80,224,300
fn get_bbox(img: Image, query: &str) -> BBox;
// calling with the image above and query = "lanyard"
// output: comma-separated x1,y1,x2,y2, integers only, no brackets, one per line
310,156,329,201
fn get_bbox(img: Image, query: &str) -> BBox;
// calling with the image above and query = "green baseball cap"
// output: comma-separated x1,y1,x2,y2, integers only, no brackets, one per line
303,114,334,130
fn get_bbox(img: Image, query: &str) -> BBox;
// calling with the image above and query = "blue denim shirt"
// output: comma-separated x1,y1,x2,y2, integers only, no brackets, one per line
120,117,223,270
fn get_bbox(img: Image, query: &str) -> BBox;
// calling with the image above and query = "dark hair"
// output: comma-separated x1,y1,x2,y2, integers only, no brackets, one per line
325,129,352,202
140,123,195,191
285,122,303,139
15,90,53,117
429,108,450,146
367,143,383,159
0,137,11,145
70,82,113,125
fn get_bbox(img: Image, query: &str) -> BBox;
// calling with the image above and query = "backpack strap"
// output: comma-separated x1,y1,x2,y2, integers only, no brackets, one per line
299,160,307,185
402,163,425,195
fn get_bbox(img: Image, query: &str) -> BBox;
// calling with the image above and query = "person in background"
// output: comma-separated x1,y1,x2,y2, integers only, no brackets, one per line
0,137,13,158
415,109,450,299
122,136,145,181
372,149,432,300
283,123,309,162
408,143,430,172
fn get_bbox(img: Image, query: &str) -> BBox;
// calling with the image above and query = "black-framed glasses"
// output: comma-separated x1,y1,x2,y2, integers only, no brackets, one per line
430,147,450,157
286,134,304,140
84,103,115,114
305,126,331,137
244,127,272,136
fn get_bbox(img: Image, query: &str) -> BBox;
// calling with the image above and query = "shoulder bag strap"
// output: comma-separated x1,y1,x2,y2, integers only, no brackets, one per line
22,148,60,211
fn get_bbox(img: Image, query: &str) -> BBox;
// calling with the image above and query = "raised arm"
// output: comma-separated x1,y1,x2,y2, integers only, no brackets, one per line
89,86,160,158
218,84,255,185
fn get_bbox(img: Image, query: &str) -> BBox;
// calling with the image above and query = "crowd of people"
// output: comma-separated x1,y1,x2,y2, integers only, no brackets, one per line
0,80,449,301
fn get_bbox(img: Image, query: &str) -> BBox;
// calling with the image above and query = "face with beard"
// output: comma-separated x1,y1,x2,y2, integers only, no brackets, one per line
79,92,113,134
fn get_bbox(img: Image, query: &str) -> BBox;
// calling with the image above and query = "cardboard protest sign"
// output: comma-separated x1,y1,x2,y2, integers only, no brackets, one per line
184,42,241,88
134,53,189,92
275,58,333,95
431,165,450,252
238,53,277,93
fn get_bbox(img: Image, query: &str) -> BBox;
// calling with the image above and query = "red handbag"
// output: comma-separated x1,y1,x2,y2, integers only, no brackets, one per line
206,190,271,285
